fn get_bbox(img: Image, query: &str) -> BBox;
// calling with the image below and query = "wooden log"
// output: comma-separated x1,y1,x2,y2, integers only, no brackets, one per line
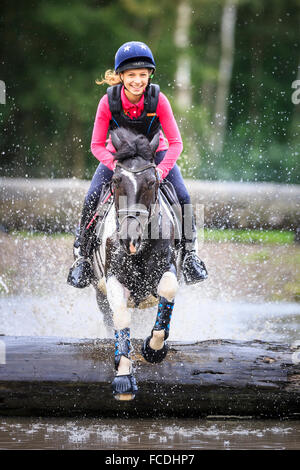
1,177,300,232
0,336,299,418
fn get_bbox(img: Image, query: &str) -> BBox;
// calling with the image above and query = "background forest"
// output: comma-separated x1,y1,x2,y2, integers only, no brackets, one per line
0,0,299,183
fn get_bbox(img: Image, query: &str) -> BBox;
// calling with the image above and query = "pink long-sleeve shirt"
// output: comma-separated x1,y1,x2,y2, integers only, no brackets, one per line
90,86,183,179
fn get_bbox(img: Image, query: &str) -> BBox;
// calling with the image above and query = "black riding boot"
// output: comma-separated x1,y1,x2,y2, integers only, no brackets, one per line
67,202,95,289
182,211,208,285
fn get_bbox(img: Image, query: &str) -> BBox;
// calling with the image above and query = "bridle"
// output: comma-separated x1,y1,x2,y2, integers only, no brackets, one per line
113,160,160,233
115,161,156,174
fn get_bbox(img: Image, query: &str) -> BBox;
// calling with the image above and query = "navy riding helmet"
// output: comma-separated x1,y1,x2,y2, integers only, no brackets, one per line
114,41,156,74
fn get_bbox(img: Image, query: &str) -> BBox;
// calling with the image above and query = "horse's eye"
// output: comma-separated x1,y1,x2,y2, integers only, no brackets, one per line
113,175,122,187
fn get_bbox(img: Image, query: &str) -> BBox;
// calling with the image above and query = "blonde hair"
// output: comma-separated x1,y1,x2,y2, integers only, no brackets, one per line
96,69,121,86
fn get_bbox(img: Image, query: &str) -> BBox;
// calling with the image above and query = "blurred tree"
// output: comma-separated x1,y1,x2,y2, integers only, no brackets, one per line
0,0,299,183
210,0,237,154
174,0,192,110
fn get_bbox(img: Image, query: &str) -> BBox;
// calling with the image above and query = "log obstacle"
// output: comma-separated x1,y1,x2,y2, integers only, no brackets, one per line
0,336,299,418
1,177,299,232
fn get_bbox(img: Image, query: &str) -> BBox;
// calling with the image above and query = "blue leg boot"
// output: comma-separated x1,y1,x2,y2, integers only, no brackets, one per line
141,297,174,363
112,327,138,400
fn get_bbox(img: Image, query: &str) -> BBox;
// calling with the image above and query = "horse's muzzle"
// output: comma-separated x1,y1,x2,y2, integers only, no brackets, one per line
117,208,149,255
120,237,142,256
120,231,142,255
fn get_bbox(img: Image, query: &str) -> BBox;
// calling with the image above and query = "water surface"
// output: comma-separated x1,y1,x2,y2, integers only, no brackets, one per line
0,417,299,450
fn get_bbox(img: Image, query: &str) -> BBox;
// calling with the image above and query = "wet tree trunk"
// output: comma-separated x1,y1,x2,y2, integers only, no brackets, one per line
0,336,299,418
210,0,237,154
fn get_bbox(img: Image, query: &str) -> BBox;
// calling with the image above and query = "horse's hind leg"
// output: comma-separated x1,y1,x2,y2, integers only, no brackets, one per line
142,271,178,363
106,275,138,400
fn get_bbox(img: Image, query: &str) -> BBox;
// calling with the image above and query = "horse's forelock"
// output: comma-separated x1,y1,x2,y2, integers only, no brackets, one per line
113,128,153,162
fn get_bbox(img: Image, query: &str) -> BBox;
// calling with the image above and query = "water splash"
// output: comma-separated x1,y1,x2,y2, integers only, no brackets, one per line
0,286,299,344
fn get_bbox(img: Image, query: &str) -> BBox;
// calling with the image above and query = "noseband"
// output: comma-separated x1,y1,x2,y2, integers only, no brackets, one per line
114,161,159,232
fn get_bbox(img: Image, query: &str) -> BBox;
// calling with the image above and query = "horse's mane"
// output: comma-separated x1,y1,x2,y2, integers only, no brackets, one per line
112,128,153,162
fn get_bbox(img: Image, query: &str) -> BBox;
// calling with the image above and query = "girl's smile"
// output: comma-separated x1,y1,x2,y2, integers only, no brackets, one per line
120,68,151,103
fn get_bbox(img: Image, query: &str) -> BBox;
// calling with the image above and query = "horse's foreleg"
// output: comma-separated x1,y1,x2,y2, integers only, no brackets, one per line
106,275,138,400
142,270,178,363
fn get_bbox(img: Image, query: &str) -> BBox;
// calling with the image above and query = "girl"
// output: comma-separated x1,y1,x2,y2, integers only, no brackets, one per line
67,41,208,288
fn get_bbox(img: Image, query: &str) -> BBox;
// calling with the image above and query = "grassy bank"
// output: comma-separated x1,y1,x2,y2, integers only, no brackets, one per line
10,228,297,245
203,229,295,245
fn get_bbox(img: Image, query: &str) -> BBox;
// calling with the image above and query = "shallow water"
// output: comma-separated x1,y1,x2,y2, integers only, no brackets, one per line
1,269,300,450
0,417,299,450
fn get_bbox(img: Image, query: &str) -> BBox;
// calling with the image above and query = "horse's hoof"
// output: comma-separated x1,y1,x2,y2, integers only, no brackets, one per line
141,335,168,363
112,374,138,401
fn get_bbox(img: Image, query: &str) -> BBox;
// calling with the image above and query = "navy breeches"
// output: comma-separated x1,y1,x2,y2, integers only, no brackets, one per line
85,150,191,212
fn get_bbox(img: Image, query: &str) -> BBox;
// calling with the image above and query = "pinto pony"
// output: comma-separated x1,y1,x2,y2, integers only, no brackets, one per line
92,128,181,400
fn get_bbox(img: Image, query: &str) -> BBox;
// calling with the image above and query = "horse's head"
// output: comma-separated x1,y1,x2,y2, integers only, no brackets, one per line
111,128,160,255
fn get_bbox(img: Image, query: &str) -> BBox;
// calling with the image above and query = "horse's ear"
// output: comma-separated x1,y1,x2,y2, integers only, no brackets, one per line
149,132,160,154
111,130,122,151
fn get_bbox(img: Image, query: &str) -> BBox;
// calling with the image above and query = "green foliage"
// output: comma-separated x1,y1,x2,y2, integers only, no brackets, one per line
0,0,299,183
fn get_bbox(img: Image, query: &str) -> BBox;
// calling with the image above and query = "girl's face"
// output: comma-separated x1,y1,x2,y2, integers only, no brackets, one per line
120,68,151,99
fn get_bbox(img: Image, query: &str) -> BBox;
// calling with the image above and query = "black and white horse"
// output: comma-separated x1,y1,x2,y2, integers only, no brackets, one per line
91,128,182,400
